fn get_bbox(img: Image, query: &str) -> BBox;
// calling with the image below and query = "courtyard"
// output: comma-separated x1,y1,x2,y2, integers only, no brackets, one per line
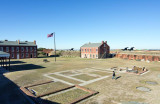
1,57,160,104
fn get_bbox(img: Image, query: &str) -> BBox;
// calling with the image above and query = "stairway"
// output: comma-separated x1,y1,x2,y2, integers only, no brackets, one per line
101,52,107,58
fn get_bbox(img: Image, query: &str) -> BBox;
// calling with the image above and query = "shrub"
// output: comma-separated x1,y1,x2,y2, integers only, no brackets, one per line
136,59,141,61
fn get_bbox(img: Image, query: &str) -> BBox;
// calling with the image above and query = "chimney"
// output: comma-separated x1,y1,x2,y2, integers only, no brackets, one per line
34,40,36,44
101,41,104,44
105,41,107,44
4,39,8,41
18,40,20,44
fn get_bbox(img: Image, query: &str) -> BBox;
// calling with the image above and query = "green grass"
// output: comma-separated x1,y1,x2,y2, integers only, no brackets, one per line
50,74,82,84
5,57,160,104
45,88,89,103
90,71,111,76
73,74,98,81
28,82,70,96
60,71,78,76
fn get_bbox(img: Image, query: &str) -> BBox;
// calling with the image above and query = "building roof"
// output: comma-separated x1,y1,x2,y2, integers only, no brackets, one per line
0,51,10,57
0,40,36,46
81,43,102,48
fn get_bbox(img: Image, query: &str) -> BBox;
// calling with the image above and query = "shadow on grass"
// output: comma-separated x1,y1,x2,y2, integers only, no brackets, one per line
4,60,26,64
115,76,121,80
10,64,45,72
30,96,60,104
0,73,59,104
38,55,59,58
38,56,50,58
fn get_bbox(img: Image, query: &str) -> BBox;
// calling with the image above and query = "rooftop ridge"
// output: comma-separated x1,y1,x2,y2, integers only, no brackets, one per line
0,40,37,46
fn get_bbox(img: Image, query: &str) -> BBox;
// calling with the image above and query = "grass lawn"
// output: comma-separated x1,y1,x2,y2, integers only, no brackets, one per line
73,74,98,81
90,71,111,76
45,88,89,103
28,82,70,96
60,71,78,76
3,57,160,104
50,74,82,84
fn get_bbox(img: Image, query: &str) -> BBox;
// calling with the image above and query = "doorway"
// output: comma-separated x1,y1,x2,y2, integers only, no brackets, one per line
17,53,19,59
30,54,33,58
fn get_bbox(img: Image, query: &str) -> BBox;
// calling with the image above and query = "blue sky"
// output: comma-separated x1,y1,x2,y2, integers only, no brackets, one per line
0,0,160,49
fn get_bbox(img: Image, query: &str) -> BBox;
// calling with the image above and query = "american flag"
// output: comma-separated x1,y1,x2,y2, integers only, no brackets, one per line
47,33,54,38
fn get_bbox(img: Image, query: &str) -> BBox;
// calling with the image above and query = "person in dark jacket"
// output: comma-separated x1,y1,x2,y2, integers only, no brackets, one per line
112,71,116,79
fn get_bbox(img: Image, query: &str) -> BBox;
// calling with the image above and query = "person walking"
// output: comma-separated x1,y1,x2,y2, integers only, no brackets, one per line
112,71,116,79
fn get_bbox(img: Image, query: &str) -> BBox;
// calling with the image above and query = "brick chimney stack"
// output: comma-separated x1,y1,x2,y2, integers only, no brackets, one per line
105,41,107,44
18,40,20,44
34,40,36,44
101,41,104,44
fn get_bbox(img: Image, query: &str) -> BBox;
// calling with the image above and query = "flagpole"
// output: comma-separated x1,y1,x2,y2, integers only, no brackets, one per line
54,32,56,62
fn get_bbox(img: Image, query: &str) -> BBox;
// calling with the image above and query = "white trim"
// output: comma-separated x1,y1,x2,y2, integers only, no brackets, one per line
0,54,10,57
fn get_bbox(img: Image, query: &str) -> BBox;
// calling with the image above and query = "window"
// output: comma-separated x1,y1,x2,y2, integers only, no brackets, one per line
16,47,19,52
26,47,28,52
21,53,24,58
104,44,106,47
90,54,92,58
93,55,95,58
0,47,3,51
81,49,83,52
96,54,98,58
11,47,14,52
34,53,36,57
6,47,9,52
85,49,86,52
30,47,33,52
11,53,14,58
90,49,91,52
87,49,89,52
34,47,36,52
26,53,29,57
96,49,98,52
85,54,86,57
21,47,24,52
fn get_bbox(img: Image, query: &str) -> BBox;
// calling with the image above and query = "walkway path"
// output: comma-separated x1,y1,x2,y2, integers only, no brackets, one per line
43,68,114,86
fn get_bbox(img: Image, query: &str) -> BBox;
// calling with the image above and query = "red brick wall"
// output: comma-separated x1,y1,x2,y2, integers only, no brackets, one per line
81,47,98,58
0,45,37,59
81,42,110,59
116,53,160,62
99,43,110,54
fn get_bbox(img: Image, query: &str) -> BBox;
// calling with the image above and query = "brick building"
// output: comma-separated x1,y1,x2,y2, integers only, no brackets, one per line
42,49,54,56
0,40,37,59
81,41,110,59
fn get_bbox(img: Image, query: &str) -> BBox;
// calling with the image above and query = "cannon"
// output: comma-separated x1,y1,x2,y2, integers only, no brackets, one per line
69,48,74,51
122,47,128,51
128,47,134,51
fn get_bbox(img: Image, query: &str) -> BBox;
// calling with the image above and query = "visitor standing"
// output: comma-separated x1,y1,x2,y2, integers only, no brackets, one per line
112,71,116,79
